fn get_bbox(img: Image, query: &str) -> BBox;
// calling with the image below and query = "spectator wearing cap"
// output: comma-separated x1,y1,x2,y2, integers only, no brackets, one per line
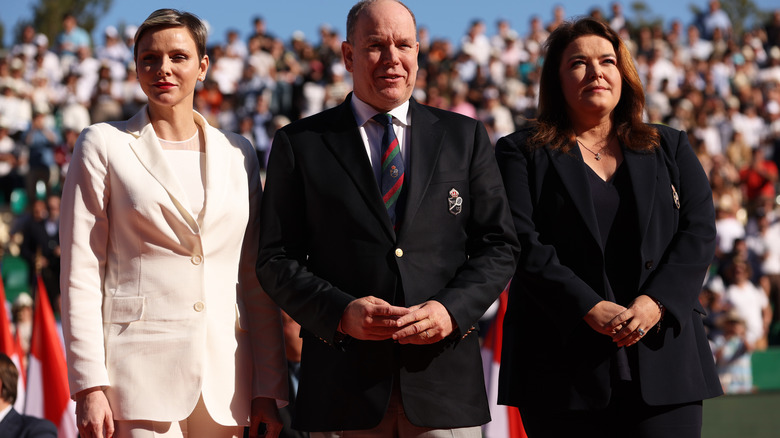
715,194,746,257
10,293,33,360
6,58,32,100
123,25,138,55
96,25,132,80
28,73,56,116
31,33,63,86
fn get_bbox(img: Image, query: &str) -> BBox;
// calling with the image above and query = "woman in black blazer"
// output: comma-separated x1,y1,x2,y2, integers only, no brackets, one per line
495,18,722,438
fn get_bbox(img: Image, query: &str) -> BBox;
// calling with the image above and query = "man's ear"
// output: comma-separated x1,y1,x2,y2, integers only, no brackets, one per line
341,41,354,73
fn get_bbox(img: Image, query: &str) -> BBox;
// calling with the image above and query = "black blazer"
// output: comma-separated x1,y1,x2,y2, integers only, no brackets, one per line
257,95,519,431
0,408,57,438
495,125,723,410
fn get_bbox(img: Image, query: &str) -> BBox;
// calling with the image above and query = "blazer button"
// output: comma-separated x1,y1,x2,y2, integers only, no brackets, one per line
191,254,203,265
193,301,205,312
395,248,403,258
645,261,654,270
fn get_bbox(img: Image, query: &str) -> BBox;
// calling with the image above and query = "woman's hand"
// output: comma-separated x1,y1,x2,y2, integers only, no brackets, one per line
584,301,628,335
75,387,114,438
250,397,283,438
608,295,663,347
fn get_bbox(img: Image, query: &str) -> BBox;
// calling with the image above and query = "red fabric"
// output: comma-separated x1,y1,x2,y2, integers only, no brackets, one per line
740,161,778,201
484,287,527,438
29,275,71,429
0,273,25,382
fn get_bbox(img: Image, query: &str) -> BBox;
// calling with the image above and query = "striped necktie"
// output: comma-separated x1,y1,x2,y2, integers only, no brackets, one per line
373,113,404,227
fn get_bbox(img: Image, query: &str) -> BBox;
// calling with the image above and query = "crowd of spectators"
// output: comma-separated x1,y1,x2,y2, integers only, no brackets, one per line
1,0,780,394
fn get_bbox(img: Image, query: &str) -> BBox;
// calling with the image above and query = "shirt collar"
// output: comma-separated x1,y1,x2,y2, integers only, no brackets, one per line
351,95,411,127
0,404,12,423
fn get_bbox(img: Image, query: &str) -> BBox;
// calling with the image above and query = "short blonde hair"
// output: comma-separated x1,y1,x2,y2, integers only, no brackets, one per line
134,9,208,61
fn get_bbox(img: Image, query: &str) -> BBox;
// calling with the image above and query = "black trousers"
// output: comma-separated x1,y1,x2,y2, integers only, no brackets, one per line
519,381,703,438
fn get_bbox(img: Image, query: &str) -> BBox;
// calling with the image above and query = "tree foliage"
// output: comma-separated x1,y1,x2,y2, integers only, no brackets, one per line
29,0,113,46
716,0,766,37
628,1,665,32
628,0,770,40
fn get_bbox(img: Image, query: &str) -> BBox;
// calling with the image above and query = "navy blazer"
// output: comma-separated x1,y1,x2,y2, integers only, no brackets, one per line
257,95,519,430
495,125,722,410
0,408,57,438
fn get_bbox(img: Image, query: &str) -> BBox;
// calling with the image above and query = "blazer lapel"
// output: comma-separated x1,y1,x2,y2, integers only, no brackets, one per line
196,111,228,227
547,146,602,249
398,99,443,234
623,147,658,243
125,107,200,233
322,98,396,239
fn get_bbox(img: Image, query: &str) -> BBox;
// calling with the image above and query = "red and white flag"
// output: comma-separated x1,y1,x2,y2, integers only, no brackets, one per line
25,275,77,438
0,272,26,411
482,287,527,438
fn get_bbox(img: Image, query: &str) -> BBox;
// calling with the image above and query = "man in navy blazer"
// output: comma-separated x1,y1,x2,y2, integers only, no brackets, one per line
0,354,57,438
256,0,518,435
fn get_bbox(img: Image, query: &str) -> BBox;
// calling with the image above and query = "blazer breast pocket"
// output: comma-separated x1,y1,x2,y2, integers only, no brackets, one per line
429,169,467,185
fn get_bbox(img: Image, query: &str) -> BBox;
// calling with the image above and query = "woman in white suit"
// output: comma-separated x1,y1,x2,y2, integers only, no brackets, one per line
60,9,287,438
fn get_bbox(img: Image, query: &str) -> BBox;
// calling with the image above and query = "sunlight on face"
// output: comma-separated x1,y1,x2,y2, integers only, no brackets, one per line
136,26,209,112
342,0,419,112
558,35,622,124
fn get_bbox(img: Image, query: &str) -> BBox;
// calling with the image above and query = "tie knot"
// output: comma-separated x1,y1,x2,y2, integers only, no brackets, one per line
372,113,393,127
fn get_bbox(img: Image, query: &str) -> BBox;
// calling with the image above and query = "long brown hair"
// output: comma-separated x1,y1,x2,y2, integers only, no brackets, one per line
532,17,659,152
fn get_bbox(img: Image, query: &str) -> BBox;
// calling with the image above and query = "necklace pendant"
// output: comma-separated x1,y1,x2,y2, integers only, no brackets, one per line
595,153,602,161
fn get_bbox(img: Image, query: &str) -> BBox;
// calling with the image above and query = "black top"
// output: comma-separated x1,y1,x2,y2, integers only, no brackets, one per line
586,162,640,381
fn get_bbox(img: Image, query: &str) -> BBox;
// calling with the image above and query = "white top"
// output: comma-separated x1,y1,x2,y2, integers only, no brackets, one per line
724,281,769,345
158,130,206,220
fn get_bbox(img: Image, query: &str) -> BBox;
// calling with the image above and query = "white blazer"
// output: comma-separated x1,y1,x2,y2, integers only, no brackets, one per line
60,107,287,424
